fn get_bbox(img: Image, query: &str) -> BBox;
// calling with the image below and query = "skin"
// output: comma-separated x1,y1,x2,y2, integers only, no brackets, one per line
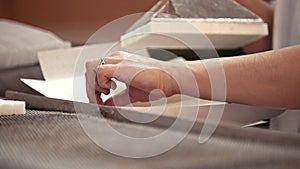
189,45,300,109
235,0,274,54
86,52,181,106
86,45,300,109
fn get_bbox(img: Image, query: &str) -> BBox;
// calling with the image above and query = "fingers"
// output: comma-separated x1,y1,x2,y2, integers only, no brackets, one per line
104,86,150,106
95,64,118,89
94,91,103,104
85,51,130,104
85,72,108,104
86,80,96,103
86,80,103,104
92,51,129,89
104,51,128,64
85,70,110,94
85,64,110,103
104,90,131,106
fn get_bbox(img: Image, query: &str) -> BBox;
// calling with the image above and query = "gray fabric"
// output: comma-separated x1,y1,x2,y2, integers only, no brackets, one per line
0,19,71,69
0,110,299,169
270,110,300,133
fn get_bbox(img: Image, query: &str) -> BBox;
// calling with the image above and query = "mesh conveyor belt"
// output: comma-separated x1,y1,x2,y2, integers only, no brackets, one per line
0,110,299,169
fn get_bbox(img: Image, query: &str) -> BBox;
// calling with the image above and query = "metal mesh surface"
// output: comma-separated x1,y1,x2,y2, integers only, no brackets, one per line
0,110,300,169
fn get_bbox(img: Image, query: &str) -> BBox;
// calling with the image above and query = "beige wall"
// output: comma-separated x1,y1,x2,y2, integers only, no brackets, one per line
0,0,158,44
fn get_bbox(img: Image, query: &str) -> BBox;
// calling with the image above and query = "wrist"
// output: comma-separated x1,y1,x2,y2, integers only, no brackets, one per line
186,61,212,99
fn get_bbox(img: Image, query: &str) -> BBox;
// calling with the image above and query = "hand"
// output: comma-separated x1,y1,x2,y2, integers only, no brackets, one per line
85,51,184,106
85,58,110,104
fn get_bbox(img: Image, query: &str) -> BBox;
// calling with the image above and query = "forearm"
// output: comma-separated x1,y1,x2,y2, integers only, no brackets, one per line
235,0,273,23
235,0,274,53
188,45,300,109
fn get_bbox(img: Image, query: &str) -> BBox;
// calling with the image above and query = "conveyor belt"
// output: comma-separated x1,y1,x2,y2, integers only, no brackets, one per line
0,110,300,169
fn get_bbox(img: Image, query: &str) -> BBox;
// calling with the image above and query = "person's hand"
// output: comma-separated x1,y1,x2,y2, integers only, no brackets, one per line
85,51,185,106
85,58,110,104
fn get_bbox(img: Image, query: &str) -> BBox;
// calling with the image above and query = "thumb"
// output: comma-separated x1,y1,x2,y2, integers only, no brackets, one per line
104,90,131,106
104,87,150,106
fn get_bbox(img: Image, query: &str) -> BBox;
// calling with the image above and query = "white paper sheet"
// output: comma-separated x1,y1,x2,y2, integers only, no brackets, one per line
21,78,74,101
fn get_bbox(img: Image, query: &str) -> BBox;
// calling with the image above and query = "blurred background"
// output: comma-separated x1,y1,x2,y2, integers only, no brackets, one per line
0,0,158,45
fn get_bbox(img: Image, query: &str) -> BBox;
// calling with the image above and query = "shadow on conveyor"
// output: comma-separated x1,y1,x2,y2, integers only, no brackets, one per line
149,48,246,61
